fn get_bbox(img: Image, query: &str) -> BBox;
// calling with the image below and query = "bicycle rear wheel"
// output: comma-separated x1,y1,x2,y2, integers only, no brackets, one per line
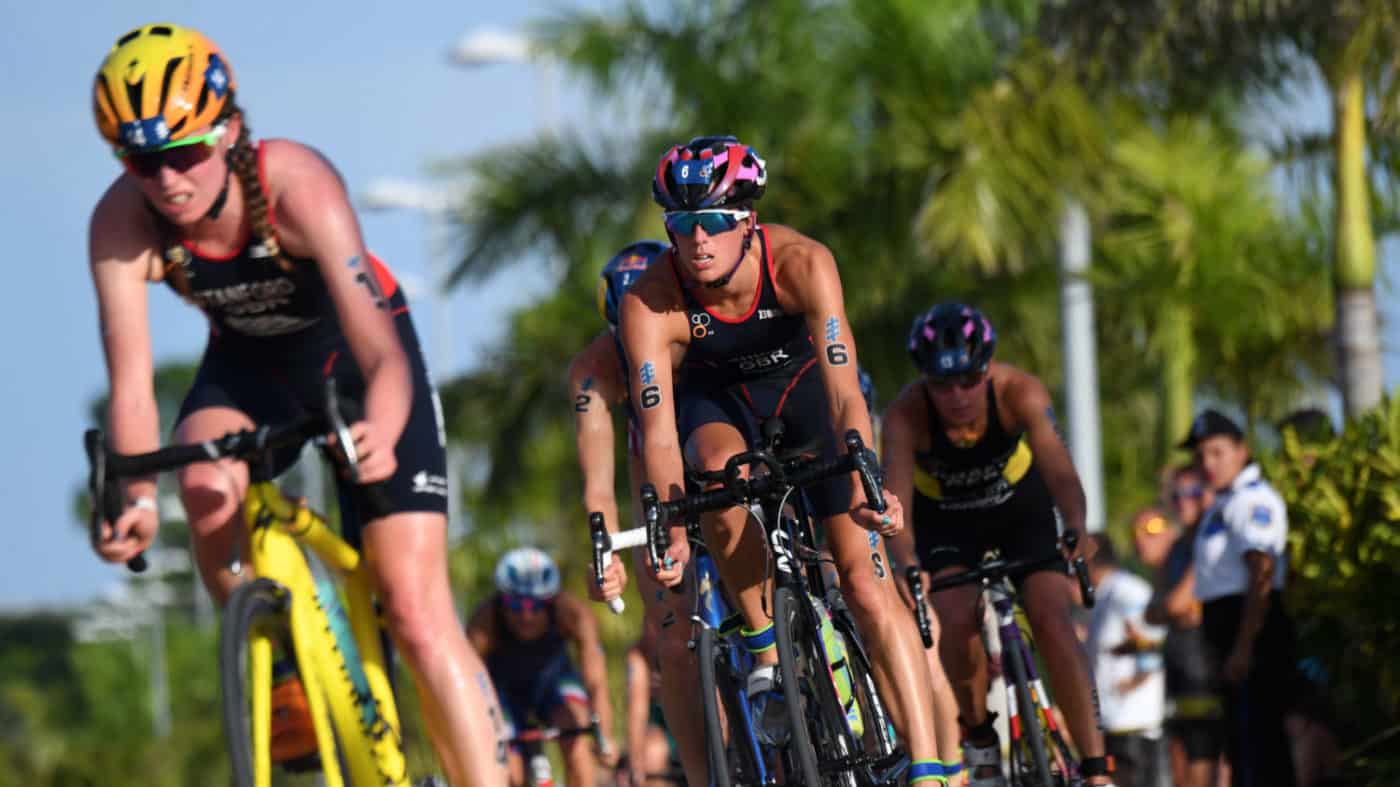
1003,644,1053,787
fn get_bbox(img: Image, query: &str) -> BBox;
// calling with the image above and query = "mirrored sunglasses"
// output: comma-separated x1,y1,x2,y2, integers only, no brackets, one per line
664,209,750,236
502,593,552,614
116,126,226,177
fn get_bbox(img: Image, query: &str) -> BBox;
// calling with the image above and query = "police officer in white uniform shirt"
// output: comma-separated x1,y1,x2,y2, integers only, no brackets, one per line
1183,409,1296,787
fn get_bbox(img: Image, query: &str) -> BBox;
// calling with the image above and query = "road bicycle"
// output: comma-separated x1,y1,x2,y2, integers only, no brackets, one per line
636,423,906,786
507,715,605,787
908,533,1095,787
86,380,436,787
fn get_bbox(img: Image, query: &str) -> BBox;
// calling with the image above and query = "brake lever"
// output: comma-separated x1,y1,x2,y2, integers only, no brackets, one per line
845,430,886,513
906,566,933,649
589,512,625,614
324,377,360,482
84,429,147,573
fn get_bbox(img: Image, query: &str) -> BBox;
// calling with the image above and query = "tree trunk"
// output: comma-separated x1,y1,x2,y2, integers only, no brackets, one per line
1332,64,1383,416
1160,301,1195,459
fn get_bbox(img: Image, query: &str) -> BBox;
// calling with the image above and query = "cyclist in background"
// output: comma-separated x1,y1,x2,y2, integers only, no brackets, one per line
468,548,617,787
568,241,710,784
620,135,955,784
87,23,505,784
618,614,683,787
884,303,1114,787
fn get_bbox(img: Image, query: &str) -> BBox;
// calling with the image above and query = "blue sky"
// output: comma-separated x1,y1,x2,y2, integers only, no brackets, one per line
0,1,1396,610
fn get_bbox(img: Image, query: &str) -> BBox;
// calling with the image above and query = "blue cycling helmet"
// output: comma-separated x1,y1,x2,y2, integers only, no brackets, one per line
908,302,997,377
597,240,669,329
494,547,560,599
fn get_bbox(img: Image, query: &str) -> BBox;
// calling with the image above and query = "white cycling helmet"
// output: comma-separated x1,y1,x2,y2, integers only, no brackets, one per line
494,547,561,599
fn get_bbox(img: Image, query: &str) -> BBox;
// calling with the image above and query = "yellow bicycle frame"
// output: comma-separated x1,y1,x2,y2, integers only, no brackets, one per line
240,480,409,787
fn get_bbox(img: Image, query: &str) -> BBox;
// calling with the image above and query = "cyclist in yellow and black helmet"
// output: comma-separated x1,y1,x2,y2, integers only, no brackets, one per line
88,23,509,786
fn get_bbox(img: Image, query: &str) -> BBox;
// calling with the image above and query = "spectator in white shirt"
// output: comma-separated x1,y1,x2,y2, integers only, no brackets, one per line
1183,409,1297,787
1087,530,1167,787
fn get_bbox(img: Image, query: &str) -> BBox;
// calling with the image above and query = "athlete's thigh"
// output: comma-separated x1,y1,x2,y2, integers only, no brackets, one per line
677,387,755,473
359,512,453,612
173,405,256,506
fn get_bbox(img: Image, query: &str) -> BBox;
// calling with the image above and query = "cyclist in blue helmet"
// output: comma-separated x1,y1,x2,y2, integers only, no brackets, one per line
885,302,1114,787
468,547,617,786
621,135,958,783
566,241,711,783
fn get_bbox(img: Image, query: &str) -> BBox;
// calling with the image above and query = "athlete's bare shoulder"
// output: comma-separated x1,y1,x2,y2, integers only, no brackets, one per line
568,331,628,407
89,175,162,279
762,223,839,307
991,362,1051,430
624,249,686,317
258,139,348,204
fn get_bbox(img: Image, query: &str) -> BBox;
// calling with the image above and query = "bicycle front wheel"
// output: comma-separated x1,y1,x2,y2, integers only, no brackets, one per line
773,587,825,786
1003,644,1053,787
698,626,736,787
222,578,357,787
222,578,288,787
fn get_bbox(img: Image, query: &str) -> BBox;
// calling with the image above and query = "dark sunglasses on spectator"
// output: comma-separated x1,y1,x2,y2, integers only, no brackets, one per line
928,371,986,392
116,126,226,177
1171,484,1205,502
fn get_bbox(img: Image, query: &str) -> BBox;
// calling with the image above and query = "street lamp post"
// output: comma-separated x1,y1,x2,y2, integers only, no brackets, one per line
448,27,556,132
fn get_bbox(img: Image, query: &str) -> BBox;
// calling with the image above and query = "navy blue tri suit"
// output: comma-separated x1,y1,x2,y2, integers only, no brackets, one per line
484,601,588,737
672,226,850,518
171,145,446,545
910,383,1059,577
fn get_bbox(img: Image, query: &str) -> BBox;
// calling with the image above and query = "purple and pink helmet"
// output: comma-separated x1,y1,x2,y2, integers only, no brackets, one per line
908,303,997,377
652,135,768,211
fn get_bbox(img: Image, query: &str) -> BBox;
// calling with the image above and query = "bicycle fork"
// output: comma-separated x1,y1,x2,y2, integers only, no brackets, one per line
990,591,1079,784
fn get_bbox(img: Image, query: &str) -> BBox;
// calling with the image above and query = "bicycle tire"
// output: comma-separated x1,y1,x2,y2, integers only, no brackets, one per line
797,597,861,787
222,578,357,786
698,626,736,787
772,586,824,786
1003,644,1053,787
831,606,905,784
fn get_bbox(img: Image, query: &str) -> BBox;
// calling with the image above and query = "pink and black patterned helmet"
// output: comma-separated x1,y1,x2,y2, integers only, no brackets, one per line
908,303,997,377
652,135,768,211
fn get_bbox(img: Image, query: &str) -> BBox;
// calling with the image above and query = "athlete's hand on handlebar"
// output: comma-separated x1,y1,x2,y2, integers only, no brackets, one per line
850,488,903,538
589,553,629,605
95,501,158,565
651,525,690,589
329,419,397,483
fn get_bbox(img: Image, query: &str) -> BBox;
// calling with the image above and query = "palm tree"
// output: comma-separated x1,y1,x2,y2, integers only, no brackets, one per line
1039,0,1400,417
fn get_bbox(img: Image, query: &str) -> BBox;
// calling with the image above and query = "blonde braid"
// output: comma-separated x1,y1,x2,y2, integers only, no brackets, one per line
225,115,292,272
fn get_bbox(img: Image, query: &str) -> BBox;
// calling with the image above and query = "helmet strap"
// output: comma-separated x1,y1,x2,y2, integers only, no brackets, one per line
203,162,233,221
705,227,754,289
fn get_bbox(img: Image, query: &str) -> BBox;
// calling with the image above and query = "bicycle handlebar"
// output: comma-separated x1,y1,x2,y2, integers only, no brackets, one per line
918,530,1095,608
84,379,391,573
588,513,649,615
906,566,933,649
637,429,881,594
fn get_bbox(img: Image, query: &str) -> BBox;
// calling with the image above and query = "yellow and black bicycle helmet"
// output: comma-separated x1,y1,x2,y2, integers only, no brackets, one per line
93,23,236,152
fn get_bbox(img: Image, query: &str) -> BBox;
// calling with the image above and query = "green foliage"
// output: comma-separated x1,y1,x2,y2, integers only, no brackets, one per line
1262,396,1400,780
